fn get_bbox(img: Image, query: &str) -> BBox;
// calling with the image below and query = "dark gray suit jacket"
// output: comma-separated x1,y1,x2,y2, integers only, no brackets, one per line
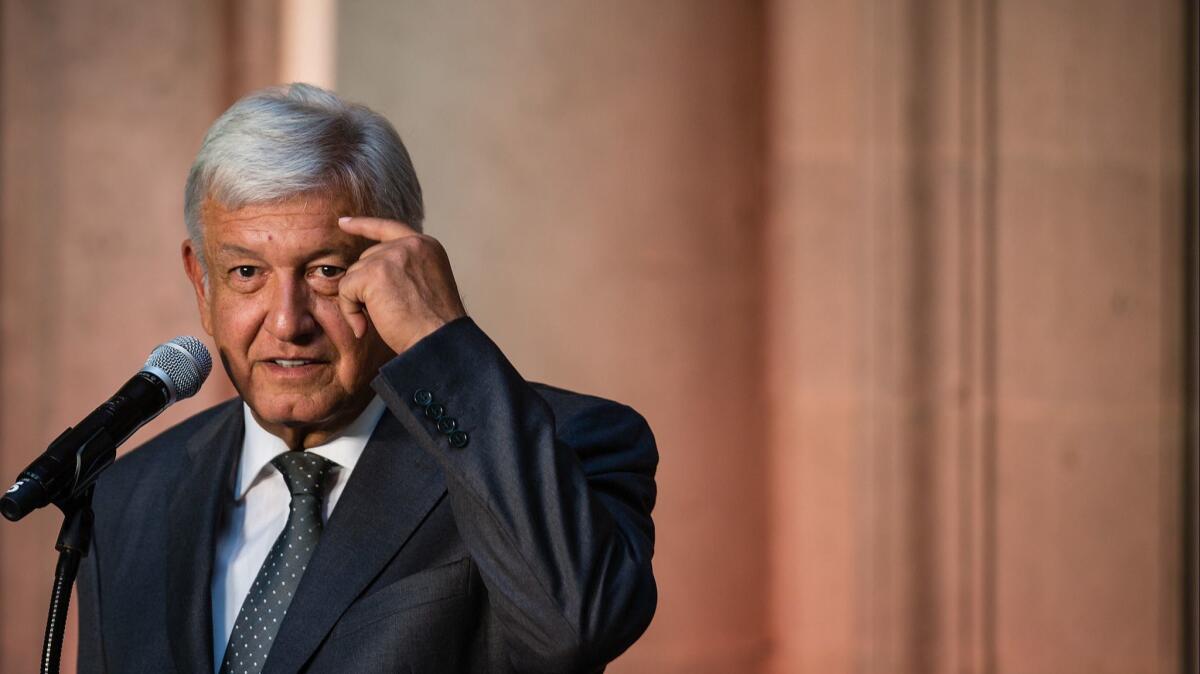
76,317,658,673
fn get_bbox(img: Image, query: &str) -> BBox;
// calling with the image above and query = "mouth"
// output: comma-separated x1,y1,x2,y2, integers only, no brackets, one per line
270,359,321,368
258,358,330,377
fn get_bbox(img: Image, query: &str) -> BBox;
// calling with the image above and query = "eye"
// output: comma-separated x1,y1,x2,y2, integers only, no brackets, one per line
312,265,344,279
233,266,258,278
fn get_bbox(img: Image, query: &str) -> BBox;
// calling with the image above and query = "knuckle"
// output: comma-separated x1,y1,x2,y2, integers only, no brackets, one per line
403,234,430,251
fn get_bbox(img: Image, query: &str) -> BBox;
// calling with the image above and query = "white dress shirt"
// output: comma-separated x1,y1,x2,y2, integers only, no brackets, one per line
211,396,387,669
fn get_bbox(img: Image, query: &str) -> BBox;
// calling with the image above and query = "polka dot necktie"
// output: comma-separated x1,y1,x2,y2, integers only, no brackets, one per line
219,451,336,674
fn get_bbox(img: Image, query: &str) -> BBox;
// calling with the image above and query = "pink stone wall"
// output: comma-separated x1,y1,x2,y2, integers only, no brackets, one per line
0,1,1191,672
0,2,273,671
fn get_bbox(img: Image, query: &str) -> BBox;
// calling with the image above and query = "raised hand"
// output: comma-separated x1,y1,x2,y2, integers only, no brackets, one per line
336,216,467,355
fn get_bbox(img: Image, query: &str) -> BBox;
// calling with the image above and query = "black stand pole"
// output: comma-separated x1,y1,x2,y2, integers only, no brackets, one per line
41,488,93,674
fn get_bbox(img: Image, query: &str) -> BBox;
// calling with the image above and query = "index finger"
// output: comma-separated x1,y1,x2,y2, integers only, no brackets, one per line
337,216,419,243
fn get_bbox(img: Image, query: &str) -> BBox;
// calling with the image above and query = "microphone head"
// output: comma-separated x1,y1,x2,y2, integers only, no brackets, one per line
143,336,213,401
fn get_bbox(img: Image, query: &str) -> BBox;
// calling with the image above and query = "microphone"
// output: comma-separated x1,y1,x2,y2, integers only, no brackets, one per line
1,336,212,522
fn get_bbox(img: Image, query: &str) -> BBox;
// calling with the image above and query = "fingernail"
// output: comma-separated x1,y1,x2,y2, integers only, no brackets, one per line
338,216,351,224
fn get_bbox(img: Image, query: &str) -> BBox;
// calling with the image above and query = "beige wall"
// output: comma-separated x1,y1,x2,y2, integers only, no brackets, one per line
0,1,1191,672
336,2,769,671
767,1,1187,673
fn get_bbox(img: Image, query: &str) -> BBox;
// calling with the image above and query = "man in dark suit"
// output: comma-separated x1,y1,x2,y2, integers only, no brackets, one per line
76,83,658,673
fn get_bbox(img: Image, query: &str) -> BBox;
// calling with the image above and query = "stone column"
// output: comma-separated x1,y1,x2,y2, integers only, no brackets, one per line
765,1,1187,672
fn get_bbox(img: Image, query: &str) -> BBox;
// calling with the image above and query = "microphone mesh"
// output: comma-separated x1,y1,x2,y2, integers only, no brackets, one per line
144,336,213,400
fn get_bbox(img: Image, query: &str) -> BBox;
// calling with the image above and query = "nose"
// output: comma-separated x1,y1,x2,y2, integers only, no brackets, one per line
265,273,318,343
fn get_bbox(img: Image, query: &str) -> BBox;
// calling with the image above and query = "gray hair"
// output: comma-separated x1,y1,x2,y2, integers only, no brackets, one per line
184,83,423,267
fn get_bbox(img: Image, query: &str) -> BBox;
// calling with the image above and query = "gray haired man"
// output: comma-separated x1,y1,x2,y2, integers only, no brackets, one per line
76,84,658,673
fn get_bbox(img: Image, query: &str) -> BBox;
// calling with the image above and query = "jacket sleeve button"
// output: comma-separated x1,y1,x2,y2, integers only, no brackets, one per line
413,389,434,407
437,417,458,433
448,430,470,448
424,403,446,420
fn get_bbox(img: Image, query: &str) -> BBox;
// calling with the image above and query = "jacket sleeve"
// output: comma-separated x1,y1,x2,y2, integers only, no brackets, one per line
370,317,658,672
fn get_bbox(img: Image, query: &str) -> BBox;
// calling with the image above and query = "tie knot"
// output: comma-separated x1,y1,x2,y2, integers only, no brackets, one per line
271,451,336,498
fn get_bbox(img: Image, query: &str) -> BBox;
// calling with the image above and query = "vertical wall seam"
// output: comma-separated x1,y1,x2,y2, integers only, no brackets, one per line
856,0,879,671
0,0,7,638
1159,2,1193,672
956,0,982,671
903,2,940,673
980,0,1000,671
1180,0,1199,671
749,0,772,668
218,0,238,108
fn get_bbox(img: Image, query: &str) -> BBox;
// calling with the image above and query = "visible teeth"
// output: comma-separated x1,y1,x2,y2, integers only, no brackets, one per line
274,359,311,367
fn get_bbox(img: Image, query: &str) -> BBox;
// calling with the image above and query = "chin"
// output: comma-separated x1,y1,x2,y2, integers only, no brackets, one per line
248,393,343,428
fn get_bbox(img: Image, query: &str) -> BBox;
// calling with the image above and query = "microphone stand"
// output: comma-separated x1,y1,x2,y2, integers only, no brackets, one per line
40,487,94,674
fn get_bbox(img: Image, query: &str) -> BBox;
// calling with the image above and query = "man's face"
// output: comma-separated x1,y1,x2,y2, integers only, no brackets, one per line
183,193,394,444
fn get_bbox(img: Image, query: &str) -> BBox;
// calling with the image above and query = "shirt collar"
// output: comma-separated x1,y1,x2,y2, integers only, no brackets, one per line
235,396,388,501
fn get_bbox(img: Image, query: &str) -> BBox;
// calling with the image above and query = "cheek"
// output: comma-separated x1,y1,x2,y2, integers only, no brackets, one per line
208,295,265,354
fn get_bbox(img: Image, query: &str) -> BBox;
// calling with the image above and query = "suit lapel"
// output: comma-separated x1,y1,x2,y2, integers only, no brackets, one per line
263,409,447,674
165,401,243,674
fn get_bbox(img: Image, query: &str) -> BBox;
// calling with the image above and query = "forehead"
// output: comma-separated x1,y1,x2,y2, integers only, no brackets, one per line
201,193,362,253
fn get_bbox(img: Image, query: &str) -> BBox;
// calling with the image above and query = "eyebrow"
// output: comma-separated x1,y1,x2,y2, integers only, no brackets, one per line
214,245,352,261
306,248,346,259
216,244,263,259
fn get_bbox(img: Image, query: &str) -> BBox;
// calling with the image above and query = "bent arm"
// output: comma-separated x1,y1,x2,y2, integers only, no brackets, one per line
371,317,658,672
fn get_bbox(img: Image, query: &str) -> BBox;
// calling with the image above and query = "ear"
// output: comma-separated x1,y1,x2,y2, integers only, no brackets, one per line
182,239,214,336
